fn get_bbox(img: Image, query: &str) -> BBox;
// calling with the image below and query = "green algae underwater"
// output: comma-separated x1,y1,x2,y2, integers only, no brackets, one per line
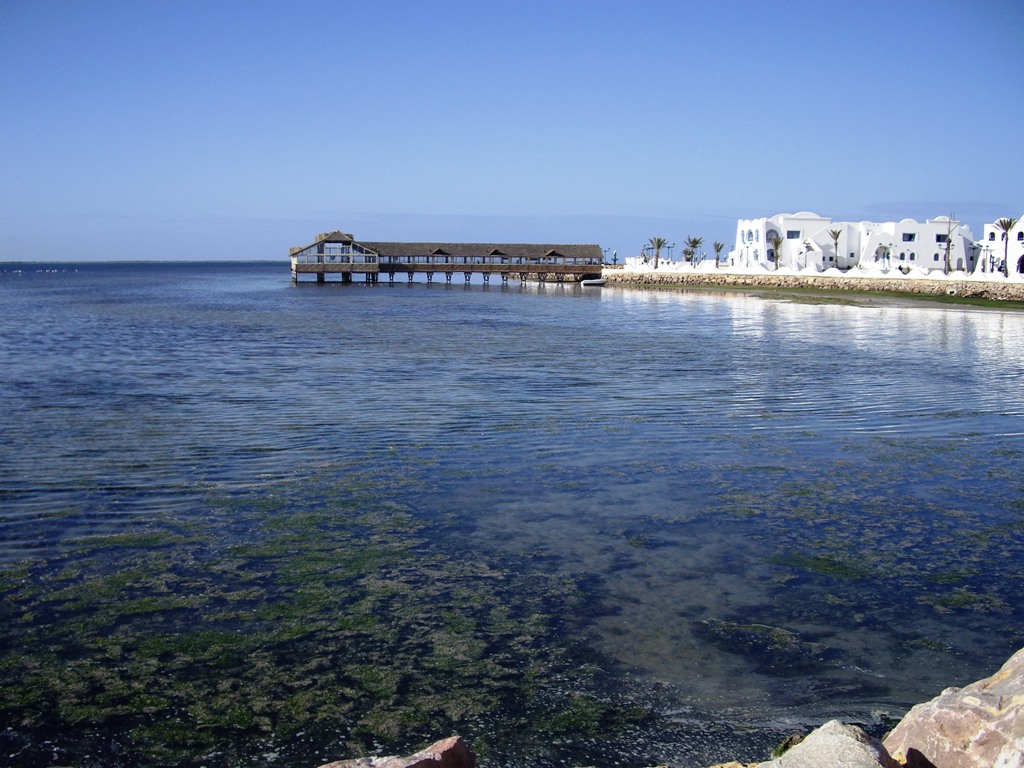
3,435,1024,768
0,460,635,767
4,265,1024,768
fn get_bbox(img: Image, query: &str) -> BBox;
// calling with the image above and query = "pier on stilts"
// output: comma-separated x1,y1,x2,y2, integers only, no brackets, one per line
290,231,605,285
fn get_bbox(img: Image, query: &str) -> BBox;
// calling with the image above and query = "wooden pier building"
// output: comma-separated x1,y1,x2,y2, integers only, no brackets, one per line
290,231,605,284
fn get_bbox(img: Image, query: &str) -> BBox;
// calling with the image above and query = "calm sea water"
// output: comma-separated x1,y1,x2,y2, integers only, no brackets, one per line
1,262,1023,767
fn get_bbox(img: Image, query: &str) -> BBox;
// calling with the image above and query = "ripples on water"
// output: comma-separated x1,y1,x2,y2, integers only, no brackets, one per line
1,263,1023,767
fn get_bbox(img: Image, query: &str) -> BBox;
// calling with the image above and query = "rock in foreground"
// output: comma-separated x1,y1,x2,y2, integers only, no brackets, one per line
318,735,475,768
882,646,1024,768
751,720,896,767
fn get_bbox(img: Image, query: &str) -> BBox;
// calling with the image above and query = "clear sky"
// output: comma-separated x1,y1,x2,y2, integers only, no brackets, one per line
2,0,1022,262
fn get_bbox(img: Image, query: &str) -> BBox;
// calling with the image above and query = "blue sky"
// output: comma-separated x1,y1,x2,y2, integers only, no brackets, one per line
2,0,1022,261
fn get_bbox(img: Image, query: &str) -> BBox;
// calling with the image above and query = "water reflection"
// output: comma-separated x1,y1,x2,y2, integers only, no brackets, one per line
2,268,1023,766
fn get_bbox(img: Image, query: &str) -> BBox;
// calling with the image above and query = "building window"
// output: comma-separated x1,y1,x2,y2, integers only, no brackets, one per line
934,253,940,261
989,232,996,240
786,230,801,239
1018,232,1023,241
910,253,916,261
902,233,917,242
899,253,906,261
936,233,949,244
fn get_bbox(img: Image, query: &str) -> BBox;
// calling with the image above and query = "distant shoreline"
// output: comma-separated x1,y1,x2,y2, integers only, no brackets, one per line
0,259,281,265
603,269,1024,307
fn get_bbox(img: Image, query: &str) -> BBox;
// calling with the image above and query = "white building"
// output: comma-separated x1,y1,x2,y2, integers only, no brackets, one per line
978,218,1024,276
728,212,978,274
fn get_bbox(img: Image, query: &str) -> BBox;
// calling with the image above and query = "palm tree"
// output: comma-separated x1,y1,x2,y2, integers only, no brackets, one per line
943,215,955,275
648,237,668,269
996,217,1019,277
713,241,725,268
685,236,704,266
828,229,842,269
769,234,784,269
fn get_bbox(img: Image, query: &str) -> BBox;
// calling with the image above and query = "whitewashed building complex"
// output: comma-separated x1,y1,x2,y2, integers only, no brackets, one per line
980,219,1024,276
727,212,982,274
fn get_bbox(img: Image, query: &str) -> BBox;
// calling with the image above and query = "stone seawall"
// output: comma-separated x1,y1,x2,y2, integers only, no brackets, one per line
603,271,1024,302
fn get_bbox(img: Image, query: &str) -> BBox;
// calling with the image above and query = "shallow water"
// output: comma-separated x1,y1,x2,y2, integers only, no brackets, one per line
1,263,1023,767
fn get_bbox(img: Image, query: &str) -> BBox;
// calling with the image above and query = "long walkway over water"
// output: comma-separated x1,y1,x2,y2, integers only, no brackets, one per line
290,230,605,284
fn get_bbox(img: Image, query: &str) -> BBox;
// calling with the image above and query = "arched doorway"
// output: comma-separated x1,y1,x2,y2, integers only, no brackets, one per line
765,229,780,264
1017,255,1024,274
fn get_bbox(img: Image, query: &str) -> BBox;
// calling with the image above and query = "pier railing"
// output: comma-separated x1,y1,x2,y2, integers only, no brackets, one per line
291,251,603,283
377,255,601,267
292,254,379,265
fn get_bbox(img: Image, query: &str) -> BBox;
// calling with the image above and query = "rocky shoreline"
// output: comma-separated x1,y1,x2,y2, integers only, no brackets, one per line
319,646,1024,768
601,270,1024,303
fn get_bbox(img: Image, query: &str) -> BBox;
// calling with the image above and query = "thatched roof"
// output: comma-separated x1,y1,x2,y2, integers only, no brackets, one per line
313,230,354,243
359,241,602,259
293,231,603,260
